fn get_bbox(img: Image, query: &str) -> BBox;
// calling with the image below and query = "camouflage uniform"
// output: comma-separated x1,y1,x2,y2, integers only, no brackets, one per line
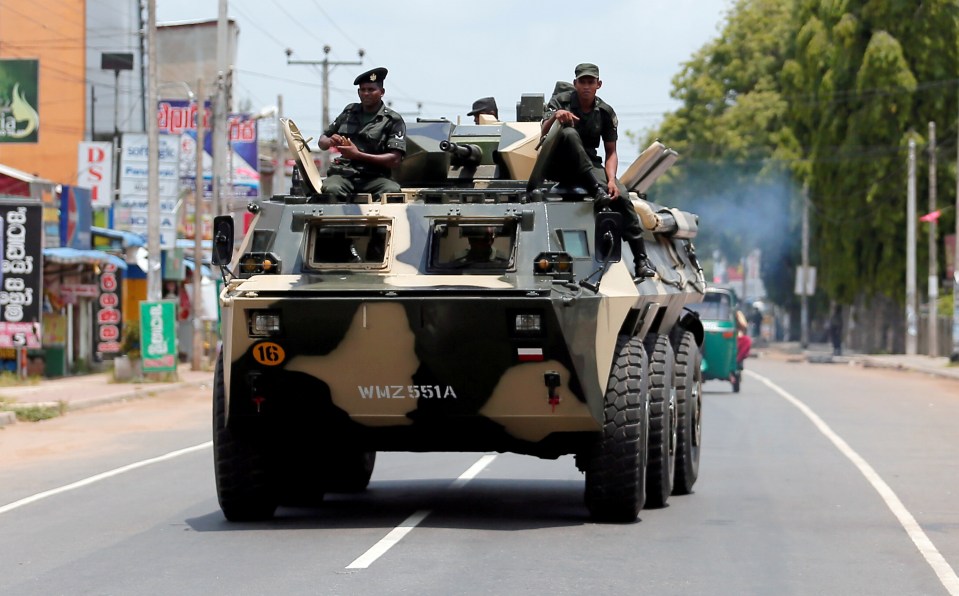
543,90,642,243
322,102,407,200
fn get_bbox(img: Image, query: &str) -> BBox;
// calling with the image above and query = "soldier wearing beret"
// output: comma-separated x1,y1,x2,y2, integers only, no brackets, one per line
318,67,407,201
467,97,499,124
541,63,655,280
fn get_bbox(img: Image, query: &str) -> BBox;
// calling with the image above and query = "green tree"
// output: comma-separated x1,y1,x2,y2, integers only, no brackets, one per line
641,0,959,315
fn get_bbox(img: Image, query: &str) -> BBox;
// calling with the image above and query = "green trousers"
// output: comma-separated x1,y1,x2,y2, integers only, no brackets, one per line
546,127,643,242
322,174,401,201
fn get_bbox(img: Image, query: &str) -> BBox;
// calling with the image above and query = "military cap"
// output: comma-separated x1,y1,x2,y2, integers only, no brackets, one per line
574,63,600,79
467,96,498,117
353,67,388,85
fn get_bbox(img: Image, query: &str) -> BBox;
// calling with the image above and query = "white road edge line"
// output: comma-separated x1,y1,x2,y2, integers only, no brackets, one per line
747,370,959,595
0,441,213,516
346,453,498,570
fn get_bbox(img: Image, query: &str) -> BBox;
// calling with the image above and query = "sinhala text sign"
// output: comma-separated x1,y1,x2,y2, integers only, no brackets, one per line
139,300,177,372
0,201,42,348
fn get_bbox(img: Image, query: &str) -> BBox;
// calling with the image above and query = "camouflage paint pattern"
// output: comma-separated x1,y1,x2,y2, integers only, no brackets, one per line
217,118,705,459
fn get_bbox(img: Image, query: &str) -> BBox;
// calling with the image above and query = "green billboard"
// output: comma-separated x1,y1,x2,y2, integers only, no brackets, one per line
0,59,40,143
139,300,177,373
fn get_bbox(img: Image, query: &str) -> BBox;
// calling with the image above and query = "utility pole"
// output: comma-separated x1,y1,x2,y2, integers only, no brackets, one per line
953,91,959,362
286,46,364,131
800,184,809,349
212,0,229,218
145,0,161,301
276,93,285,195
907,138,918,355
928,122,938,356
193,78,205,371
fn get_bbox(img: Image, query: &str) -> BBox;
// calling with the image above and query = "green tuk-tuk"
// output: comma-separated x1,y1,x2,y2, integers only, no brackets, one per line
686,287,744,392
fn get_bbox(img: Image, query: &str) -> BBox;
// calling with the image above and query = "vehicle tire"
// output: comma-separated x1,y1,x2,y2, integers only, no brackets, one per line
583,335,649,523
672,331,702,495
324,450,376,492
213,353,278,521
732,370,741,393
643,334,676,508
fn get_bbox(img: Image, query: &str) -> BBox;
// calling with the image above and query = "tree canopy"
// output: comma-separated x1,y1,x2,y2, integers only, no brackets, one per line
645,0,959,308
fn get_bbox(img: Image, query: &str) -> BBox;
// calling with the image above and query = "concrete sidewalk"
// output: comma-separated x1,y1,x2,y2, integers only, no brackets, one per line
0,367,214,428
764,341,959,381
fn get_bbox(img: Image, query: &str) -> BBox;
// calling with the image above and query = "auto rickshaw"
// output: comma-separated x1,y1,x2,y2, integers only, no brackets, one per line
685,287,746,392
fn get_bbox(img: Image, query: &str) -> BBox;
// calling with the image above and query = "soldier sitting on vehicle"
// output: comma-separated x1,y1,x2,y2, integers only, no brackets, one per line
540,63,655,280
318,67,407,201
468,97,499,125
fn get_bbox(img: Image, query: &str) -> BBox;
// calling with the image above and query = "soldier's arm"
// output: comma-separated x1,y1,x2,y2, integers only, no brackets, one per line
603,140,620,199
318,111,347,150
337,144,403,169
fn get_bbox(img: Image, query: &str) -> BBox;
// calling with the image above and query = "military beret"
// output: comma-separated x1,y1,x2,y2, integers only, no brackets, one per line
354,67,388,85
574,63,600,79
467,96,498,117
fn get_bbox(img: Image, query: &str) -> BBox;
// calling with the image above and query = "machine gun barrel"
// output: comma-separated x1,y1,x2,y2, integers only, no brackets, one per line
439,140,483,167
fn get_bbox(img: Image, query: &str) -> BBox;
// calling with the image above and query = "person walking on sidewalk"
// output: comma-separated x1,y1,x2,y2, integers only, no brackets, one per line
829,305,843,356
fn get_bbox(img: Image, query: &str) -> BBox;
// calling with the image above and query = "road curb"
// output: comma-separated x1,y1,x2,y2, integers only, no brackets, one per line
64,378,212,412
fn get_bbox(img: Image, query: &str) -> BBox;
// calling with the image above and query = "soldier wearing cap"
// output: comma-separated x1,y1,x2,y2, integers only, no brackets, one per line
467,97,499,124
541,62,655,280
318,66,407,201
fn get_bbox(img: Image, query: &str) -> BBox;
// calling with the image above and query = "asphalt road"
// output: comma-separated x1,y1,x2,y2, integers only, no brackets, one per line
0,355,957,595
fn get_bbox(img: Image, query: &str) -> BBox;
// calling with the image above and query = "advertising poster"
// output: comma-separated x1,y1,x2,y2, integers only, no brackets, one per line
139,300,177,372
117,133,180,248
0,201,43,348
58,185,93,250
0,59,40,143
156,99,260,199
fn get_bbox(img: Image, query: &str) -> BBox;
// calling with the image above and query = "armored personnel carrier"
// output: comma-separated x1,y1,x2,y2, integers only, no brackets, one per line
211,97,706,523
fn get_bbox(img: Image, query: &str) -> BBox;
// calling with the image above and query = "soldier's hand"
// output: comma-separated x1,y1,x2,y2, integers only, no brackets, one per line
330,134,347,146
554,109,579,125
607,180,620,199
338,143,361,159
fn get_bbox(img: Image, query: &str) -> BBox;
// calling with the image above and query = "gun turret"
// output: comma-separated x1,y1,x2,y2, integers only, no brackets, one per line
439,140,483,168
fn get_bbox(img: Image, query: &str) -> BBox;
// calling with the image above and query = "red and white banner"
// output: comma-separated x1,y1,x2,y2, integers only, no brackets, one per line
77,141,113,209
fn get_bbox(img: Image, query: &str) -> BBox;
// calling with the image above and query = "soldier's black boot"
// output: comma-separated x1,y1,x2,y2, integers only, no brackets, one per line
628,238,656,280
592,183,612,209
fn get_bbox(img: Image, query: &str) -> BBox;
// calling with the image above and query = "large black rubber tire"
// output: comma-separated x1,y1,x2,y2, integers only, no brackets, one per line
324,450,376,493
213,353,278,521
672,331,702,495
643,334,676,508
583,335,649,523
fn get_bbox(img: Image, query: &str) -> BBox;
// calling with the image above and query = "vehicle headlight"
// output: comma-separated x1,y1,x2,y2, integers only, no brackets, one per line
514,313,542,333
250,311,281,337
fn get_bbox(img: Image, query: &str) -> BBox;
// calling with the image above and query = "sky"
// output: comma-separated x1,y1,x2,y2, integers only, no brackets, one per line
156,0,734,166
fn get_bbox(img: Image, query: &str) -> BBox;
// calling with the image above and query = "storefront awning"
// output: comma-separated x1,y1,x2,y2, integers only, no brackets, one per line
0,163,55,197
91,226,146,248
43,247,128,270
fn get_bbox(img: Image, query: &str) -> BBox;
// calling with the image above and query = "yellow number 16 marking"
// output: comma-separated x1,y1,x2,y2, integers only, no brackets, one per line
252,342,285,365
